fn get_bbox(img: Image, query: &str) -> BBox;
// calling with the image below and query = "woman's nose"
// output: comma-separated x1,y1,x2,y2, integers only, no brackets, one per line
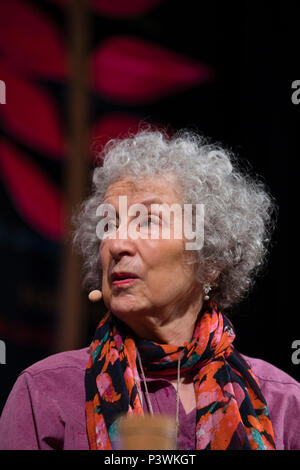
108,234,137,261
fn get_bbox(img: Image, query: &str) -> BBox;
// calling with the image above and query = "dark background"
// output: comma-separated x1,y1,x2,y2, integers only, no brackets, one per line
0,1,299,413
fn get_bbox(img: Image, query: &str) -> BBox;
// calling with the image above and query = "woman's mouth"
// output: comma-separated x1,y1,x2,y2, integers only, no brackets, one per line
111,272,139,287
112,278,138,287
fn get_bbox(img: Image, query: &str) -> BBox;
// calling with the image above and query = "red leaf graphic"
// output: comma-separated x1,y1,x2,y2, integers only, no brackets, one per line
0,139,64,241
0,0,66,80
92,36,215,103
90,113,144,158
0,64,65,158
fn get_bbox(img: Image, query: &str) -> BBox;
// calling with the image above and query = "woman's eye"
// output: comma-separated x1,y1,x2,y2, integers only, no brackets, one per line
105,221,117,232
140,216,158,228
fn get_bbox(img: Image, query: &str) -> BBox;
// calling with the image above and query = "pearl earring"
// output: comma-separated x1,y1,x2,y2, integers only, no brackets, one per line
203,283,212,300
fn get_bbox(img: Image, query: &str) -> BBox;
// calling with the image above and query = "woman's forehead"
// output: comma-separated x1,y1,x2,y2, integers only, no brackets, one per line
103,175,182,204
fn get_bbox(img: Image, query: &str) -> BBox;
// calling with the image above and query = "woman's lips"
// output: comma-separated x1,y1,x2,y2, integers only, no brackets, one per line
112,278,138,287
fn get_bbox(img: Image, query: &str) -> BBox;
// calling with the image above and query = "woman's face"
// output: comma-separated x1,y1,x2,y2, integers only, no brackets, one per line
99,175,201,329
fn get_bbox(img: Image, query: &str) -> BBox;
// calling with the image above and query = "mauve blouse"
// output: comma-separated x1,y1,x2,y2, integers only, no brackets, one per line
0,347,299,450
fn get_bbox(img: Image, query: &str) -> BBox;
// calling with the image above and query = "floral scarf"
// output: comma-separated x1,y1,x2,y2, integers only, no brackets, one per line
85,301,276,450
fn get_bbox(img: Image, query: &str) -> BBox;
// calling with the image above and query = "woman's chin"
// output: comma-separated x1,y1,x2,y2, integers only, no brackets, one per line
110,297,142,317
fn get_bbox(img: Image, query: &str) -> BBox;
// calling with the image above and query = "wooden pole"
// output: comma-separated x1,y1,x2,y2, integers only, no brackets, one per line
57,0,89,352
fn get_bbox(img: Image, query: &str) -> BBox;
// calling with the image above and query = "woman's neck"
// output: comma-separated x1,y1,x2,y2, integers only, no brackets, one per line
121,297,204,346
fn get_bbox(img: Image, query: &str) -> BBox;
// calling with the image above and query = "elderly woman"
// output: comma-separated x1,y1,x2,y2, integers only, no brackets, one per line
0,129,299,450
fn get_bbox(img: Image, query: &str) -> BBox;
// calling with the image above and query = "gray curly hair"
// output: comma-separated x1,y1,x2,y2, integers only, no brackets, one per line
72,128,277,310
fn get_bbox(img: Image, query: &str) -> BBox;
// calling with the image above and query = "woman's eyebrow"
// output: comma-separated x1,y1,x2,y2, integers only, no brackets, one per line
101,196,166,215
103,196,164,205
138,197,164,207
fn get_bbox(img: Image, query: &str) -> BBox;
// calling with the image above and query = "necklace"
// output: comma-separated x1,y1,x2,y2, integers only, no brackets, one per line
136,349,182,449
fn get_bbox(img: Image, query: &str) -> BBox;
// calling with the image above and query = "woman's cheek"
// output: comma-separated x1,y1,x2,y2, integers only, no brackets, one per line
101,283,111,310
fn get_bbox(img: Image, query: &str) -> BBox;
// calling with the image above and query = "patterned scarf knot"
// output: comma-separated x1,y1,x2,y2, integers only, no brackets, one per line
85,301,276,450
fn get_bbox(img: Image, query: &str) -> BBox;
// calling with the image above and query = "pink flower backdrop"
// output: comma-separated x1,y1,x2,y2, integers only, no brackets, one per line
0,1,297,409
0,0,217,398
0,0,215,239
